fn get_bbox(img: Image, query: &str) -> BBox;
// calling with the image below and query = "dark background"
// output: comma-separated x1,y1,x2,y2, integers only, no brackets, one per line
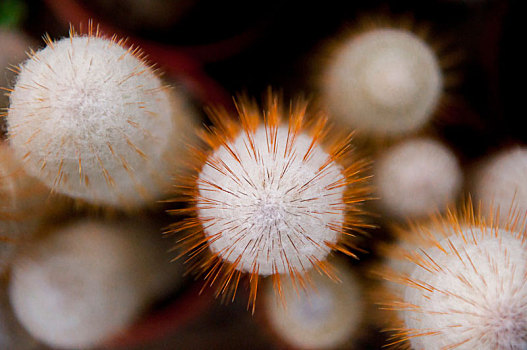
3,0,521,348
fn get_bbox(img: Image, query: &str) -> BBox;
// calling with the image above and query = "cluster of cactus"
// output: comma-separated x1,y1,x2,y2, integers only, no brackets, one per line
1,11,525,350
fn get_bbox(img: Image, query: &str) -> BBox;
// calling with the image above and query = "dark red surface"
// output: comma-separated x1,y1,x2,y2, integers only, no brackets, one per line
104,283,212,348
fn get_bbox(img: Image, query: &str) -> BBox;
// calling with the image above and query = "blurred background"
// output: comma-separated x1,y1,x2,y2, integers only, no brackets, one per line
0,0,521,349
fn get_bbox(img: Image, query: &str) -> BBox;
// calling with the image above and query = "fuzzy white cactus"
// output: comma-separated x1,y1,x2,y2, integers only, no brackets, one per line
322,28,442,136
264,261,363,349
6,27,194,208
380,205,527,350
198,124,346,276
9,219,181,349
374,138,462,219
471,147,527,225
172,94,370,309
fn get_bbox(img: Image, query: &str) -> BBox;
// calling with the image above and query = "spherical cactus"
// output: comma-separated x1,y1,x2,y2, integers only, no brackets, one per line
170,93,371,310
9,219,181,349
374,138,462,219
377,203,527,349
321,26,443,137
6,24,195,209
264,260,364,349
471,146,527,225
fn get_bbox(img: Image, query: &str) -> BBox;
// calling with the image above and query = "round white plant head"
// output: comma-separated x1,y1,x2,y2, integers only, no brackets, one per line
6,27,195,208
322,28,442,136
265,261,363,349
379,204,527,350
200,125,346,275
471,147,527,225
9,219,180,349
374,138,462,219
171,94,370,310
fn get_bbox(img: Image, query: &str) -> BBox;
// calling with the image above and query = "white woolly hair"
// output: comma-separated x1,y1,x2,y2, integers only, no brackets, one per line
391,224,527,350
197,125,346,276
265,261,363,349
374,138,462,219
323,28,442,136
471,147,527,225
9,219,180,349
6,34,194,208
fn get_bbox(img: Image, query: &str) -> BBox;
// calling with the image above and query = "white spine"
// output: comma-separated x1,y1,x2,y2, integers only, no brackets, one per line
197,125,346,275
